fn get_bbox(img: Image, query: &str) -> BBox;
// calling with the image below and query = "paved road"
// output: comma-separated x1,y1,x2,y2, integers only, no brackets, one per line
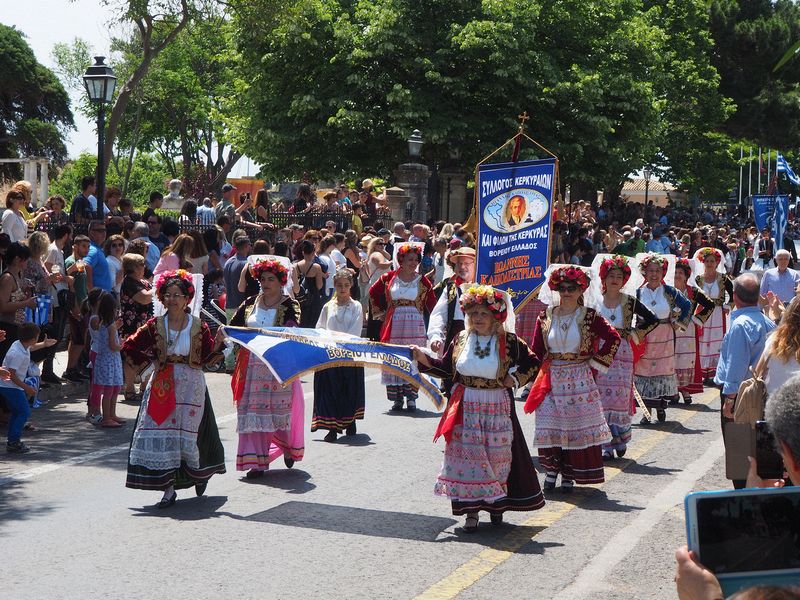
2,359,728,600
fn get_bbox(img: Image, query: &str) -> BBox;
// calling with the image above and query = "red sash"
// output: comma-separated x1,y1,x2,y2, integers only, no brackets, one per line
524,359,551,414
631,338,646,364
433,384,465,443
147,364,176,425
231,351,249,404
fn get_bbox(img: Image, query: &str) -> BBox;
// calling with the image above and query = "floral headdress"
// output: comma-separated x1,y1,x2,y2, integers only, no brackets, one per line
397,243,422,259
599,255,631,283
695,247,723,265
675,257,693,278
155,269,195,300
250,259,289,286
548,266,591,291
638,253,668,276
460,285,508,322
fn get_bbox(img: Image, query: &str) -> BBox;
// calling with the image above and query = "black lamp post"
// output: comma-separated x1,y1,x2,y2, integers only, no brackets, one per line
82,56,117,220
643,165,652,207
407,129,424,161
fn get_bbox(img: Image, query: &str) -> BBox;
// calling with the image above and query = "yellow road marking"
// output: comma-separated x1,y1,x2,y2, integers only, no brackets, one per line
415,391,718,600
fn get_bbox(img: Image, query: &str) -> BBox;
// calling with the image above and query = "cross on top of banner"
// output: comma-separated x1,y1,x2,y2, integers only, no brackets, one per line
518,111,530,131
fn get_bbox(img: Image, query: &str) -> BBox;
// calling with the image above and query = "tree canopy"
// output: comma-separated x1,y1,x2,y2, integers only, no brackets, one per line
0,24,74,176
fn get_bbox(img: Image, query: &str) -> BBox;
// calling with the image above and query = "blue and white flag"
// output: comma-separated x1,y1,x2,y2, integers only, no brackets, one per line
774,193,788,251
776,153,800,185
222,326,445,410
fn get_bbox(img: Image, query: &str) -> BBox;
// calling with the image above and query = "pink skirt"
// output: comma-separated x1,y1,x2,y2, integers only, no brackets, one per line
634,323,678,400
675,321,703,394
594,340,634,450
382,305,425,386
699,306,726,378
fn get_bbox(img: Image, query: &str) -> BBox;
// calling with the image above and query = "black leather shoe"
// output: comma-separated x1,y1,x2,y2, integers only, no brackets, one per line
284,456,295,468
195,482,207,497
490,513,503,525
345,422,357,436
324,430,338,443
656,409,666,422
245,469,265,479
157,491,177,509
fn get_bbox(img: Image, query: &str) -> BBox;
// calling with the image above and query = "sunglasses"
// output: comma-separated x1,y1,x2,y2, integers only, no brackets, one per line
557,284,578,293
91,229,106,234
111,242,124,248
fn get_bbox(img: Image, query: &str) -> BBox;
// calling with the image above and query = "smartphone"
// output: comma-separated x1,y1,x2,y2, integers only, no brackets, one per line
685,488,800,595
755,420,784,480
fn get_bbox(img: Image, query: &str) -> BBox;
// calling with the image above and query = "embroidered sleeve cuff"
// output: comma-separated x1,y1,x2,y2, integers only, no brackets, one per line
589,358,610,373
692,316,704,327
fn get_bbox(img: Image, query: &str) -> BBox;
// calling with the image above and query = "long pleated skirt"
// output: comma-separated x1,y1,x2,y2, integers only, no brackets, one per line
594,339,635,452
126,364,225,490
699,306,726,379
634,322,678,408
311,366,365,432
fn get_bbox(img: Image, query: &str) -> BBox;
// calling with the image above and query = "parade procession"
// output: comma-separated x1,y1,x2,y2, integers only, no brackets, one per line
6,2,800,598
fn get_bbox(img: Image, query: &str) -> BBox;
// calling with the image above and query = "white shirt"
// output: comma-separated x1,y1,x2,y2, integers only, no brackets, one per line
640,285,670,320
330,248,347,270
598,302,623,328
427,285,464,346
700,277,720,301
316,299,363,336
764,334,800,395
455,332,499,378
0,340,31,390
164,315,192,356
319,254,336,295
107,255,122,295
247,305,277,328
547,309,581,353
45,242,68,306
389,274,420,301
1,209,27,243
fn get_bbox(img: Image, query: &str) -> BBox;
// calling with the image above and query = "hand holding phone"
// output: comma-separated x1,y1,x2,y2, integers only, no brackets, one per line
755,420,784,480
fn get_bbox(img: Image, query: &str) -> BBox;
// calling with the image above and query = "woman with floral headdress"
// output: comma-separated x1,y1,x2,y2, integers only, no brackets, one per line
693,247,733,382
672,258,715,405
634,254,692,423
123,270,226,508
312,269,366,442
524,266,621,492
229,259,305,478
593,256,658,459
369,243,436,411
413,285,543,533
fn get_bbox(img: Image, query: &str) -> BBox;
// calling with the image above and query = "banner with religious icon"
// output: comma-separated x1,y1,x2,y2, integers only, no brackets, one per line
476,157,556,311
752,194,789,249
222,326,445,410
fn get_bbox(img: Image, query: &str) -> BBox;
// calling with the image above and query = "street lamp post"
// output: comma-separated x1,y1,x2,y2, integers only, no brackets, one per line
643,165,652,207
82,56,117,220
407,129,424,161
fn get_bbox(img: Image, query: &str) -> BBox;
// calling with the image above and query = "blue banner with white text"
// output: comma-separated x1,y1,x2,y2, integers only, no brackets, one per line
476,158,555,311
223,326,444,410
752,194,789,248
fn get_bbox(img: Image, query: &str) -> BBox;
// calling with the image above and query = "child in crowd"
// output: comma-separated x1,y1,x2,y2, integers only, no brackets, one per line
88,292,124,427
1,323,56,453
83,288,106,424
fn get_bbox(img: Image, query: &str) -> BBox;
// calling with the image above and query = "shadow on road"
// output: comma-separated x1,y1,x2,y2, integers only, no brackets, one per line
383,409,441,419
240,468,316,494
129,495,230,519
0,479,56,530
246,500,458,541
544,488,643,513
615,461,681,477
310,433,376,447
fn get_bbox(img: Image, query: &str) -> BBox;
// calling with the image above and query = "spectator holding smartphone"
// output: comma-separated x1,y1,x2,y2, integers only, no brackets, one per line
674,375,800,599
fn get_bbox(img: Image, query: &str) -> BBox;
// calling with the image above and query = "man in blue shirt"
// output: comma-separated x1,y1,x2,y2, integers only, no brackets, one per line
715,273,776,488
86,220,112,291
759,249,800,304
222,236,251,370
131,221,161,273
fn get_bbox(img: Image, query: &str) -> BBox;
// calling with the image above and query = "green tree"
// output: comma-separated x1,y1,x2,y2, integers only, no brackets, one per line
710,0,800,148
0,24,74,178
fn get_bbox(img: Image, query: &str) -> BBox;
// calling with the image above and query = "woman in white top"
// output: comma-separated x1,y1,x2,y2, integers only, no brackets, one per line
102,234,126,295
229,260,305,478
364,236,392,340
312,269,366,442
2,190,28,243
317,236,338,302
764,298,800,395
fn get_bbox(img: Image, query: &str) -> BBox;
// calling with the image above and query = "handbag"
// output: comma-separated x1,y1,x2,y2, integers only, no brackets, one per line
733,354,770,425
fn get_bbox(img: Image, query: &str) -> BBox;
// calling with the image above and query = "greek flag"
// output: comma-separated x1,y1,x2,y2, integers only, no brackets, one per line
774,194,788,251
223,326,445,409
776,153,800,185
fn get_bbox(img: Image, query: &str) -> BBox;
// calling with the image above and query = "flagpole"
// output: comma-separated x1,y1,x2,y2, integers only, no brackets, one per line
748,147,753,199
768,149,772,185
758,147,762,193
739,146,743,206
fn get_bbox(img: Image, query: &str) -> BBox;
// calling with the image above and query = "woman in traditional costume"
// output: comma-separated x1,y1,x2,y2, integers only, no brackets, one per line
525,266,621,492
369,243,436,412
229,259,305,478
672,258,715,404
592,256,658,459
693,247,733,382
312,269,366,442
633,253,692,423
413,284,543,533
124,270,226,508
